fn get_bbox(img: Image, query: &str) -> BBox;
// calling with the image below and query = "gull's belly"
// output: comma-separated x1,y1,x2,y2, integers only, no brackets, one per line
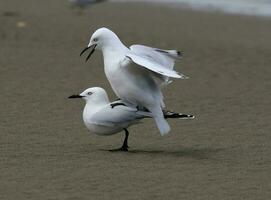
84,122,123,136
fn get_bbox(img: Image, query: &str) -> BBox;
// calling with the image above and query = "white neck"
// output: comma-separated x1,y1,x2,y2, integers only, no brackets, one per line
83,93,109,118
101,39,128,57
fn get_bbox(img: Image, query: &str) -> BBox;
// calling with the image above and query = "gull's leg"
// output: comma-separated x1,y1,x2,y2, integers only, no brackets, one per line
121,128,129,150
110,129,129,152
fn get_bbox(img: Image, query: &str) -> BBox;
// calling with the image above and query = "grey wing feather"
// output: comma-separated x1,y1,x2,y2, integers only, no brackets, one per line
128,45,188,79
90,104,141,127
130,45,182,69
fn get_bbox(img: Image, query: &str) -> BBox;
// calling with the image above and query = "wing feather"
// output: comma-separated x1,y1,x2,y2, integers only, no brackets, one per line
90,104,139,127
127,45,188,79
126,54,182,78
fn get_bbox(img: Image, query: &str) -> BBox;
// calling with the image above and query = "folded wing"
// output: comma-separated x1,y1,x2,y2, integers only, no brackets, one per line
90,103,144,127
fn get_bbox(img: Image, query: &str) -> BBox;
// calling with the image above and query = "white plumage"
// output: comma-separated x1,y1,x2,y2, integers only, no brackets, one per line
69,87,194,150
81,27,187,135
80,87,150,135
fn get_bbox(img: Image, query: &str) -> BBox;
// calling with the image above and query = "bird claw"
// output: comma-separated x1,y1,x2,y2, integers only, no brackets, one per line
109,146,129,152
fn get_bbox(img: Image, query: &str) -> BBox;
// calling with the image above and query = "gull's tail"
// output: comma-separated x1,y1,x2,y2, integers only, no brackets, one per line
136,105,194,135
137,109,195,120
148,105,170,135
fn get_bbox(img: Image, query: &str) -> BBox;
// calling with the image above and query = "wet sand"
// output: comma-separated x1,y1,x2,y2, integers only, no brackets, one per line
0,0,271,199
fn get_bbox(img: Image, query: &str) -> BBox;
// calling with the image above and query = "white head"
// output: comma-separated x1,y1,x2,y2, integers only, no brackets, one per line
80,27,126,61
69,87,109,105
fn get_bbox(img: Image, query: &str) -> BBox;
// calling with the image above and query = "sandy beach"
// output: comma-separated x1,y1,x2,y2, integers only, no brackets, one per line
1,0,271,199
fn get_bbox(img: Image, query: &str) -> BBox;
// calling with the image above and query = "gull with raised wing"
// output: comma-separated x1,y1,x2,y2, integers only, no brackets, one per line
69,87,194,151
80,27,188,135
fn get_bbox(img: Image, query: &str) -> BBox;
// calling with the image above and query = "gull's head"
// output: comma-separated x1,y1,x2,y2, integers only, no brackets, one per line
80,27,123,61
89,27,119,49
68,87,109,104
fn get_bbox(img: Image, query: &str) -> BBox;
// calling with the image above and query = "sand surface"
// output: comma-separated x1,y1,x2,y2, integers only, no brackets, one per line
1,0,271,199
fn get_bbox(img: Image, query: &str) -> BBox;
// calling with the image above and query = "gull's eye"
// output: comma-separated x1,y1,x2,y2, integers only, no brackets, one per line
93,38,98,42
87,92,92,95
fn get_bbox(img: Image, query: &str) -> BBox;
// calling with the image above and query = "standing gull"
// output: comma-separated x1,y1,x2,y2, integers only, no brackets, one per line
69,87,194,151
80,27,187,135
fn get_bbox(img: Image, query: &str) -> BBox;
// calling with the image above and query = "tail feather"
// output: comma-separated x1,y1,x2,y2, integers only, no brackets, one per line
154,116,170,135
148,106,170,135
137,107,194,135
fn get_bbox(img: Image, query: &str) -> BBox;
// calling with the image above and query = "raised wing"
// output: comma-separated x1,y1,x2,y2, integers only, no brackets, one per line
127,45,187,79
130,45,182,69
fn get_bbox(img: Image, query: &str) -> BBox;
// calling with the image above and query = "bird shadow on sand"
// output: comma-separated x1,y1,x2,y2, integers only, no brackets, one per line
100,147,224,160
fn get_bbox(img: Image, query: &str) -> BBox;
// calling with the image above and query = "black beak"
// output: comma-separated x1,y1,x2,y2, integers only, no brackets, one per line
80,44,97,62
68,95,83,99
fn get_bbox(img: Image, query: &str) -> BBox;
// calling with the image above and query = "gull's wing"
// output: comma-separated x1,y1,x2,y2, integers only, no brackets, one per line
90,103,146,127
126,45,188,79
130,45,182,69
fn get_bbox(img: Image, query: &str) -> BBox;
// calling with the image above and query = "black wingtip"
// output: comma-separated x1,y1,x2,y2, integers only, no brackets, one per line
177,51,183,57
163,110,194,119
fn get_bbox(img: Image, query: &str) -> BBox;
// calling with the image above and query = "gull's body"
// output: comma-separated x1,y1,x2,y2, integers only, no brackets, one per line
69,87,194,151
82,96,142,136
81,27,187,135
72,87,148,136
